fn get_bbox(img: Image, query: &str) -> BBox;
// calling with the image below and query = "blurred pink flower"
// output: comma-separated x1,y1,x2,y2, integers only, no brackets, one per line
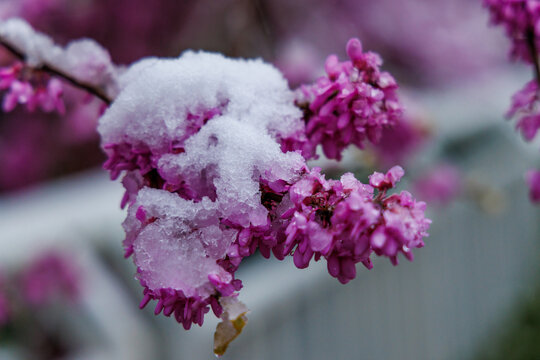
526,169,540,202
20,252,80,306
0,274,10,326
414,164,462,206
0,62,65,114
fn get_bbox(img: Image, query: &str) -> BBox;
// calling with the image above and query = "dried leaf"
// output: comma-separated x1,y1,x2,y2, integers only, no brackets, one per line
213,297,249,356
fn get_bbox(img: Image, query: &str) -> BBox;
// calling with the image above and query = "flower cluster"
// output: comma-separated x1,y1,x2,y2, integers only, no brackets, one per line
0,18,430,353
102,102,228,209
0,61,65,113
484,1,540,205
98,48,430,337
483,0,540,63
282,166,430,284
507,80,540,142
99,52,308,331
483,2,540,142
294,38,403,160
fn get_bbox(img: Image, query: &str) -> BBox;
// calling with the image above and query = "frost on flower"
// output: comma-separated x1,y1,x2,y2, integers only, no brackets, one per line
293,38,403,160
98,43,429,351
0,15,429,354
99,51,306,330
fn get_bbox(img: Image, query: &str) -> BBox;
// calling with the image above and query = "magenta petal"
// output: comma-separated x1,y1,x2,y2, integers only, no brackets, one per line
327,256,340,277
346,38,363,62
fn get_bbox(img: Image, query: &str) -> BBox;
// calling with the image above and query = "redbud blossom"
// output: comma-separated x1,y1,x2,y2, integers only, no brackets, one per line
413,164,462,206
99,49,430,331
0,62,65,114
294,38,403,160
484,0,540,63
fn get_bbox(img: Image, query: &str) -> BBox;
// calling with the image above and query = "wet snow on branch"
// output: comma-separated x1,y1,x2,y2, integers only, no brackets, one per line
0,18,119,98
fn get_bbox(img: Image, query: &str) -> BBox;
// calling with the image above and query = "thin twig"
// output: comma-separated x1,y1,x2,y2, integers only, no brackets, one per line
0,37,113,105
526,29,540,85
252,0,276,57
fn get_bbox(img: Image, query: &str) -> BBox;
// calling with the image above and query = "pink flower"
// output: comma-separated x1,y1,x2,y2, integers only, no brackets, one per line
0,62,65,114
282,166,430,283
294,38,403,160
102,103,227,210
507,80,538,119
34,78,65,114
99,50,428,333
413,164,462,206
526,169,540,202
484,0,540,63
20,253,79,306
504,80,540,142
369,165,405,192
516,114,540,141
0,62,22,89
370,115,428,167
3,79,34,112
138,276,242,330
275,40,320,87
371,191,430,265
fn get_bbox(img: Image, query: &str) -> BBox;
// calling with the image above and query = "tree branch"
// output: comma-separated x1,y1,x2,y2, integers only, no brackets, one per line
526,29,540,86
0,37,113,106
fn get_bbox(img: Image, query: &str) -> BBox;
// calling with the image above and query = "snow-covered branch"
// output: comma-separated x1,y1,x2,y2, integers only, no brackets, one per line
0,18,118,106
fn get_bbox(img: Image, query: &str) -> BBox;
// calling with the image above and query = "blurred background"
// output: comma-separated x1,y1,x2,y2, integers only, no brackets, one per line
0,0,539,359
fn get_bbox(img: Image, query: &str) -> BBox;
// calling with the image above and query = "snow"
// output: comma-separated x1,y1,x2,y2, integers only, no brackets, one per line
100,50,306,292
0,18,119,97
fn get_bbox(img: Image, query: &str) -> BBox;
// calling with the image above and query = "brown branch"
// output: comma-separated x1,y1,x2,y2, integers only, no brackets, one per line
252,0,276,58
0,37,113,105
526,29,540,85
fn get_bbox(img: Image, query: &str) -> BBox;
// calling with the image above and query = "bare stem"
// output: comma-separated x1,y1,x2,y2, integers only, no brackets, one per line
526,29,540,85
252,0,276,57
0,37,113,105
